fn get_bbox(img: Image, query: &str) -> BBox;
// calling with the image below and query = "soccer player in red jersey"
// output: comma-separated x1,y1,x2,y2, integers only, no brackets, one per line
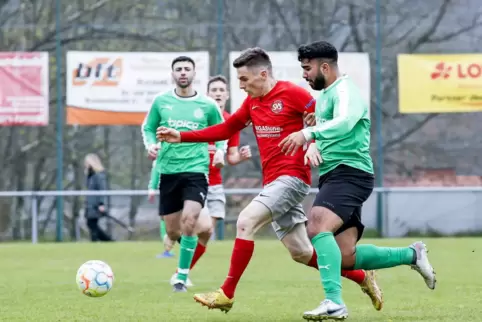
157,48,382,312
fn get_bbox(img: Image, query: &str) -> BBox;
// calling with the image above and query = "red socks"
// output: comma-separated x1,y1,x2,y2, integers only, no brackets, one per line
307,249,366,285
341,269,366,284
190,242,206,270
221,238,254,299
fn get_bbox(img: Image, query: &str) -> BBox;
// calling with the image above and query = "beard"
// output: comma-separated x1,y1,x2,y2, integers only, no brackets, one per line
311,73,326,90
175,78,192,88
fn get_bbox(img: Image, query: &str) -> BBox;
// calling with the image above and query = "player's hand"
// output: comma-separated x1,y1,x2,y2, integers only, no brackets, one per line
279,131,307,156
303,111,316,126
239,145,252,160
148,189,156,203
156,127,181,143
213,149,225,168
147,143,160,159
304,143,322,167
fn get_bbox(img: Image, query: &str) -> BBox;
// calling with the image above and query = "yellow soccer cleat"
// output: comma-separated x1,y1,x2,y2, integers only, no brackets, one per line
360,270,383,311
193,288,234,313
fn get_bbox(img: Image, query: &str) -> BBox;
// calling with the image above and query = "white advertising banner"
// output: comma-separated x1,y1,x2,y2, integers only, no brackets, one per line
229,51,370,113
66,51,210,125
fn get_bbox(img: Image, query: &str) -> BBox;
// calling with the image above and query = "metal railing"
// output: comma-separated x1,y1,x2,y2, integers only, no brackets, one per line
1,186,482,243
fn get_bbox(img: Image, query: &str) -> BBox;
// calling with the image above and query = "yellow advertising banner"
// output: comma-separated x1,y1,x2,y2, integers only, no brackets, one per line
398,54,482,113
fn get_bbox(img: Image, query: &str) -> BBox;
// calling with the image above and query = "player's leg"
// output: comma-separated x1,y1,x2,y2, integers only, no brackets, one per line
157,203,175,258
191,206,213,270
337,209,436,290
188,195,225,275
172,173,208,292
158,174,185,286
334,225,383,311
193,200,272,311
170,206,211,287
207,185,226,241
303,167,374,320
273,210,382,310
193,176,310,312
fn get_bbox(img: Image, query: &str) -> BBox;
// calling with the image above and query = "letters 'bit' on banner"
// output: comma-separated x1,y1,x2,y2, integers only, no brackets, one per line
398,54,482,114
228,51,371,114
0,52,49,126
66,51,210,125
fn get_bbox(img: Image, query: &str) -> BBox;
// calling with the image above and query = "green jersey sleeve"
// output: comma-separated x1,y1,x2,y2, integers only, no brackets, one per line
142,96,162,148
206,100,227,152
302,81,365,141
148,161,160,190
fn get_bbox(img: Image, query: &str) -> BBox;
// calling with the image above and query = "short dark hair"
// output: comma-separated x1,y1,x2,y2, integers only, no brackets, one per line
232,47,272,71
207,75,228,91
297,41,338,63
171,56,195,69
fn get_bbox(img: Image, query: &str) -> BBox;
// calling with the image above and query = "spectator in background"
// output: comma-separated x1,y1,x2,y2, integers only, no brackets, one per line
84,153,113,242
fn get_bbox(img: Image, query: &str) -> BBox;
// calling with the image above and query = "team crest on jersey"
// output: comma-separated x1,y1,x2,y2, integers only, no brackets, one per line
193,108,204,119
271,100,283,114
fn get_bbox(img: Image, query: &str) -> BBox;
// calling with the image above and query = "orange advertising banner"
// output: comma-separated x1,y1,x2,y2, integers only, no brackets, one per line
398,54,482,113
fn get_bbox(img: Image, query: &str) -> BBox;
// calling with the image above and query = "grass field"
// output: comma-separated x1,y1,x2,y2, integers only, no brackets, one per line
1,238,481,321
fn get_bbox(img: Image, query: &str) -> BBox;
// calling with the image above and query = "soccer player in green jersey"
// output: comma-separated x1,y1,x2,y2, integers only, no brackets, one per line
280,41,437,320
142,56,226,292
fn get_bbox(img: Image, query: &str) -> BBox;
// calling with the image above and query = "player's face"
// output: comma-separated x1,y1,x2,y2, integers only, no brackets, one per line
171,61,195,89
208,80,229,109
236,66,267,98
301,59,328,90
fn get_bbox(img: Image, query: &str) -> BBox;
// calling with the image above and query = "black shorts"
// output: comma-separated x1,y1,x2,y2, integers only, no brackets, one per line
313,164,374,241
158,172,208,215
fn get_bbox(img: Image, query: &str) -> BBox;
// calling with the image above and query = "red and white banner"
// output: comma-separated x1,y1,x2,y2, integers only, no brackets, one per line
0,52,49,125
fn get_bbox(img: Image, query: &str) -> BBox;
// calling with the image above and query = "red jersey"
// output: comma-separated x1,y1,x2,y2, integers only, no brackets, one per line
208,110,240,186
181,81,316,186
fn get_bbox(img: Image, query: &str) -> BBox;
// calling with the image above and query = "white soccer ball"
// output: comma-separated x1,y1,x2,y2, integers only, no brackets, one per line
75,260,114,297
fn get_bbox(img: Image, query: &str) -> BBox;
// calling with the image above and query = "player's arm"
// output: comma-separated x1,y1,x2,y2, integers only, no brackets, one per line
141,97,162,156
180,100,250,143
148,162,160,190
147,161,159,202
302,84,364,141
225,132,251,165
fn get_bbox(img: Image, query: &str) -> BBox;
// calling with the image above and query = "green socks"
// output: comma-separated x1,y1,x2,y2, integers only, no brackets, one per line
160,220,167,241
176,235,198,283
312,232,344,305
354,244,415,270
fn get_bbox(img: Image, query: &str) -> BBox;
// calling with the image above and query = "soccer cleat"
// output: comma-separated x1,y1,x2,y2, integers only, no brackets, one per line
170,273,193,287
409,241,436,290
156,250,175,258
193,288,234,313
303,299,348,320
360,270,383,311
172,282,187,293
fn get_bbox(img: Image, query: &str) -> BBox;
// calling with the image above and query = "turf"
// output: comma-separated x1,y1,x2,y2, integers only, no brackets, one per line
0,238,480,321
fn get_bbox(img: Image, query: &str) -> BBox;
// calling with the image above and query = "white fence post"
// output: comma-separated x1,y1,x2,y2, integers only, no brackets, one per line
31,195,38,244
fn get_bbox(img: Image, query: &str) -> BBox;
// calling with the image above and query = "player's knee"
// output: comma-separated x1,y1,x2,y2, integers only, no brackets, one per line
306,207,341,238
236,212,257,237
166,229,180,241
338,243,356,268
181,211,199,234
197,229,212,246
288,245,312,264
